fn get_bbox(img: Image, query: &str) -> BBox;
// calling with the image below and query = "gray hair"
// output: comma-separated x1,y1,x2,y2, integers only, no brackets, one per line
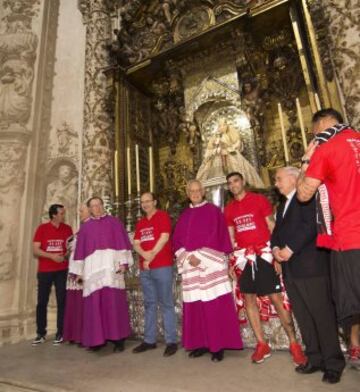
186,179,204,193
278,166,300,179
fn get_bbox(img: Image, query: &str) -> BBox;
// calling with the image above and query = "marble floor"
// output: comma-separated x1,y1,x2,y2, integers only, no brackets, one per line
0,339,359,392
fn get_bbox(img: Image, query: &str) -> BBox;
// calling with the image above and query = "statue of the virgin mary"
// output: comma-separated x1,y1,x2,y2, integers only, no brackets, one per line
196,118,264,188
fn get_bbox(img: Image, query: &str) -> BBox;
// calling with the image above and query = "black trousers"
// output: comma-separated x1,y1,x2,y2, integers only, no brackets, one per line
36,270,67,336
284,274,345,372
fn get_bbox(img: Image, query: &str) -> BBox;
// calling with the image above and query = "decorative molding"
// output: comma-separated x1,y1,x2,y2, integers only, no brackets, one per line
110,0,278,67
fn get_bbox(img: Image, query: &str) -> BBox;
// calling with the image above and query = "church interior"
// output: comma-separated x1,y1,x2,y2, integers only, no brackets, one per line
0,0,359,390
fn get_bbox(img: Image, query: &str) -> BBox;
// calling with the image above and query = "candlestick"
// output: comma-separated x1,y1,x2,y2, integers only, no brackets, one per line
296,98,308,150
314,92,322,111
149,146,154,193
135,144,140,193
126,147,131,196
278,103,289,163
114,150,119,197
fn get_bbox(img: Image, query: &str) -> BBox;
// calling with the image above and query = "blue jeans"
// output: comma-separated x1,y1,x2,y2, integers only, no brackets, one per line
140,266,177,344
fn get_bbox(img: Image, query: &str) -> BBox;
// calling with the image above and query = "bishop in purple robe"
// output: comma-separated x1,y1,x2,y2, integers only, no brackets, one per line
173,180,243,362
70,197,133,351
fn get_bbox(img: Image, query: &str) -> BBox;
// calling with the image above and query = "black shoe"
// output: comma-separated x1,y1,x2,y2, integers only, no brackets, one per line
295,362,323,374
188,348,208,358
32,335,46,346
87,344,106,352
132,342,157,353
163,343,178,357
53,334,63,345
322,370,341,384
113,339,125,353
211,350,224,362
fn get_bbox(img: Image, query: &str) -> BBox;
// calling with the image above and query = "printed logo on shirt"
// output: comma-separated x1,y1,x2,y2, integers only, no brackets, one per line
140,227,155,242
46,239,64,252
234,214,256,233
347,138,360,171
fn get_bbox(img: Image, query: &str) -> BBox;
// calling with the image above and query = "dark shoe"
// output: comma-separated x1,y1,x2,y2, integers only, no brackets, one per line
132,341,157,353
163,343,178,357
188,348,208,358
32,335,46,346
211,350,224,362
87,343,106,352
295,362,323,374
113,339,125,353
322,370,341,384
53,334,63,345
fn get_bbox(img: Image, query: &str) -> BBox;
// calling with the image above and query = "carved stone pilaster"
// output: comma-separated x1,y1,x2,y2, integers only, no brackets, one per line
312,0,360,127
79,0,115,199
308,0,360,128
0,127,30,282
0,0,41,344
0,0,39,285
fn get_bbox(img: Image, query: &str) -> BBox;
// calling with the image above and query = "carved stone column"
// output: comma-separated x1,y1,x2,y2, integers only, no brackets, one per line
79,0,115,199
308,0,360,127
0,1,39,318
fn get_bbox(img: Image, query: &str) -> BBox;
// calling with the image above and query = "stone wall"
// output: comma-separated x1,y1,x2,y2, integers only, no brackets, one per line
0,0,85,345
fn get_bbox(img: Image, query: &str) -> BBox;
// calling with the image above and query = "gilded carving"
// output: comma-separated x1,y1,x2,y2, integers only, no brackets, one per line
111,0,277,67
173,6,215,43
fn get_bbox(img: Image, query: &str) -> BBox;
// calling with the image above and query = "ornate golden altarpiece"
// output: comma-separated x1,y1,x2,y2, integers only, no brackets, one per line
107,0,345,347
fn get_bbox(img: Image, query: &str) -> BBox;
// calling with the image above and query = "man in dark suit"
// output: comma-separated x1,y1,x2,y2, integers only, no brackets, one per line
271,166,345,384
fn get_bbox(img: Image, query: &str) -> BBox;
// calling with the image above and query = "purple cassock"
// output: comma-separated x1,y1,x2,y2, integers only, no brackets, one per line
173,201,243,353
63,234,83,344
70,215,133,348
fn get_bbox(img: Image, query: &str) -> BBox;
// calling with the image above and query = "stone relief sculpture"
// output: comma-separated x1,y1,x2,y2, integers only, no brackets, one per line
0,0,39,283
43,163,78,230
196,118,264,188
0,136,28,281
56,122,78,155
0,1,38,127
0,58,34,125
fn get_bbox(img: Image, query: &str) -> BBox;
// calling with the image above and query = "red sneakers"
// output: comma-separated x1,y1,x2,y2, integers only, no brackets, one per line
251,342,271,363
349,346,360,362
290,342,307,365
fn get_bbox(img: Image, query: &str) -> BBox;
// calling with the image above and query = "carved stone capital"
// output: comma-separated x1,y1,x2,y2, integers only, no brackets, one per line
78,0,115,24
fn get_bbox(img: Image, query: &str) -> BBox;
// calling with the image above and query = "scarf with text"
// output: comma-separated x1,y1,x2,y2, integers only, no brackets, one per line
314,124,354,241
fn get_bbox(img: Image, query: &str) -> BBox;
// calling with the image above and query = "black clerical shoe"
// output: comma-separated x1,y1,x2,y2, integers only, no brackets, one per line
113,339,125,353
88,344,104,352
188,348,208,358
322,370,341,384
132,341,157,353
295,362,323,374
163,343,178,357
211,350,224,362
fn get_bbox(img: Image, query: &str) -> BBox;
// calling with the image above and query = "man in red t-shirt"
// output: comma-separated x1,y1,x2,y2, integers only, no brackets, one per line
224,172,305,365
297,108,360,363
133,192,177,357
32,204,73,346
